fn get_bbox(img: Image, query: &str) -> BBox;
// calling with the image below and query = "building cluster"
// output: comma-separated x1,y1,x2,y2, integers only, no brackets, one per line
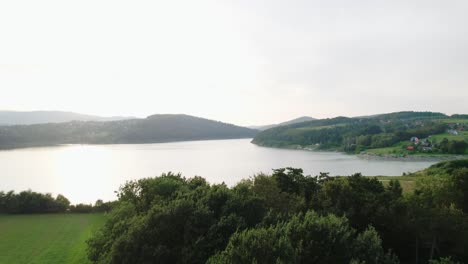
447,123,466,135
407,136,433,152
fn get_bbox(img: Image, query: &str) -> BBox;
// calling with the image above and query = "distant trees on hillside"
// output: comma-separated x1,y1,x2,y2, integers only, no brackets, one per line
252,111,468,154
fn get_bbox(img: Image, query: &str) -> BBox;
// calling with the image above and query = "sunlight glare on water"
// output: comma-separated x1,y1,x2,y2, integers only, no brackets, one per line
0,139,436,204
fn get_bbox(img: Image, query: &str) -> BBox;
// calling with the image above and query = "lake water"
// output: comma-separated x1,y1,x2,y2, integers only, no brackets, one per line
0,138,436,204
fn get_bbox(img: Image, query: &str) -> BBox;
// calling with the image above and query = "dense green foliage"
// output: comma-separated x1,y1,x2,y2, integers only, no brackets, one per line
451,114,468,119
0,114,258,149
0,190,71,214
69,200,116,213
208,213,397,264
0,190,114,214
424,159,468,175
87,160,468,263
252,111,468,155
0,213,106,264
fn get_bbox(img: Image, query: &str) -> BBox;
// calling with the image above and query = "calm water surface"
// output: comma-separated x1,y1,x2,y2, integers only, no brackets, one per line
0,138,436,203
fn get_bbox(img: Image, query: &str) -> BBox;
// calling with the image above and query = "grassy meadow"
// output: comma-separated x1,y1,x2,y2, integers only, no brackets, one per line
0,213,105,264
373,175,425,193
365,130,468,156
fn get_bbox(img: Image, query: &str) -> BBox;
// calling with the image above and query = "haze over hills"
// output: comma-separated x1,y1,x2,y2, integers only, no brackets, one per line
0,114,258,149
249,116,316,131
0,111,134,125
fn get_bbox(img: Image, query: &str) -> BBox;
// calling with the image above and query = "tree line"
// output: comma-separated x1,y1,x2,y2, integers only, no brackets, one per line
86,160,468,264
0,190,114,214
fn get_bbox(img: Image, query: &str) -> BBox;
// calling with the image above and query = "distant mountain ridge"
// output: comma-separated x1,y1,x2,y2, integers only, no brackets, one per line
0,111,134,125
0,114,258,149
249,116,316,131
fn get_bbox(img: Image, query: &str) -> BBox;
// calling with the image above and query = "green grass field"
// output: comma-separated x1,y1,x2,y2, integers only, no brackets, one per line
0,213,106,264
365,142,408,155
430,131,468,141
437,118,468,124
365,131,468,156
373,175,427,193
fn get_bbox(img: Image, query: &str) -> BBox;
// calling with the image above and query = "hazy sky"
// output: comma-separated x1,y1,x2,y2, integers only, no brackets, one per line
1,0,467,126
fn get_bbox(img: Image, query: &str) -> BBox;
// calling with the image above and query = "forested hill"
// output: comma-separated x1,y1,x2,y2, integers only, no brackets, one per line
249,116,316,131
0,114,258,149
252,111,468,155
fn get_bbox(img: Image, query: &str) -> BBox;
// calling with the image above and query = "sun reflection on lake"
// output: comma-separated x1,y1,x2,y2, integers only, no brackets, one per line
0,139,436,204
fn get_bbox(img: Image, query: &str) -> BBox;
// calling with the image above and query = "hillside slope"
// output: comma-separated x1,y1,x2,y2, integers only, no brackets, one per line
0,114,258,149
249,116,316,131
252,111,468,155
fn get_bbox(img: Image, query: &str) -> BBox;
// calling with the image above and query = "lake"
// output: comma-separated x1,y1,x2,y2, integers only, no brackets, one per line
0,138,436,204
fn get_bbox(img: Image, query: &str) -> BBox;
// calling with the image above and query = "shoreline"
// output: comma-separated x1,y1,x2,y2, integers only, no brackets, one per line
357,152,465,162
252,142,466,162
0,137,255,151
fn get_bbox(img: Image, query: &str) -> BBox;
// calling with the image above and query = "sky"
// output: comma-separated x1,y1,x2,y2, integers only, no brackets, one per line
0,0,467,126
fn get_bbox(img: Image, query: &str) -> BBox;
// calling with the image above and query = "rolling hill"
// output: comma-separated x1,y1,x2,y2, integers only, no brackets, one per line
249,116,316,131
0,114,258,149
252,111,468,155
